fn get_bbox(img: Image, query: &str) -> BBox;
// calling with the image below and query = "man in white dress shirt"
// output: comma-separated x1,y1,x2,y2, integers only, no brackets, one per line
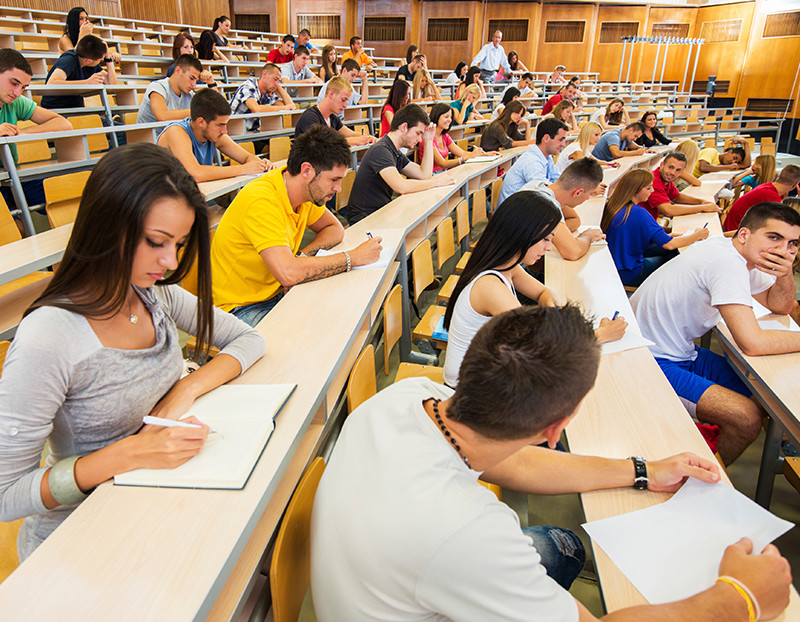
471,30,511,84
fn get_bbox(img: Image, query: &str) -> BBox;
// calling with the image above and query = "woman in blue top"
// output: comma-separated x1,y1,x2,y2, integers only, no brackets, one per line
732,154,776,193
601,169,709,287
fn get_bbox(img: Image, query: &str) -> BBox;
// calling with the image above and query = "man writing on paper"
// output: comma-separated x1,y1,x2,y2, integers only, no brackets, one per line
211,126,382,327
312,304,792,621
632,201,800,465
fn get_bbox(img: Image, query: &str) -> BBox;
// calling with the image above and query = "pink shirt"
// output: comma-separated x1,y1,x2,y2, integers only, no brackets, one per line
418,133,454,172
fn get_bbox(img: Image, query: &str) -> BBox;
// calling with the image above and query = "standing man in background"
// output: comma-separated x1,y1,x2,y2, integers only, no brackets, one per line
471,30,511,84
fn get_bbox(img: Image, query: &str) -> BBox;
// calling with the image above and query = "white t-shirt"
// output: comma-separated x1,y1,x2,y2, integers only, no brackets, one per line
310,377,579,622
555,141,594,175
630,236,775,361
590,108,605,126
519,179,566,223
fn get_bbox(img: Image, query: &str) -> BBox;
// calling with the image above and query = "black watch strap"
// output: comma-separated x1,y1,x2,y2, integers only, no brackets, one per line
629,456,648,490
104,57,113,63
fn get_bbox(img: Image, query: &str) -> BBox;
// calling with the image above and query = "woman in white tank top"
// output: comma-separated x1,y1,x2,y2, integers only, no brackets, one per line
442,192,562,386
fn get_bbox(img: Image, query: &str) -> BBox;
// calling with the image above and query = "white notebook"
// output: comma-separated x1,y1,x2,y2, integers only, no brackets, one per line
468,154,502,163
114,384,296,490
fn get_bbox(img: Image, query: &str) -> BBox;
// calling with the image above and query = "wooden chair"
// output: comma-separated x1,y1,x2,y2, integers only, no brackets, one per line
760,137,776,157
221,141,255,163
269,136,291,161
435,217,459,305
454,199,471,275
15,120,51,165
489,178,503,214
43,170,91,228
471,188,488,230
0,339,24,584
411,240,448,350
68,114,108,154
347,344,376,413
383,284,443,383
0,198,53,298
784,456,800,494
269,457,325,622
336,169,356,212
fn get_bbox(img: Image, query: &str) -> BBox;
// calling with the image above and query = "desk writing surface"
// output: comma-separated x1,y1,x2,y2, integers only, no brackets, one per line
671,213,723,239
0,223,71,286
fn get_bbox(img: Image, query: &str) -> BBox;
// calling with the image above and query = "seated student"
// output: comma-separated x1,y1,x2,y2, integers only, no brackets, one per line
642,151,721,219
267,34,295,65
295,28,316,53
157,89,272,183
166,33,218,91
280,45,321,98
59,6,91,53
491,86,519,120
496,49,528,81
636,111,670,148
450,84,484,124
347,104,456,225
442,193,624,387
566,76,584,110
724,164,800,233
555,121,617,175
379,79,410,137
732,154,776,192
341,36,376,72
212,15,244,50
396,53,425,82
0,49,72,213
445,61,467,85
547,64,568,83
137,54,202,124
498,72,533,103
541,81,577,115
411,69,441,102
316,58,369,116
694,138,750,177
196,30,228,63
319,44,339,82
674,139,702,190
41,35,118,110
545,99,577,133
590,97,630,131
479,100,534,152
309,305,783,622
419,103,492,172
497,118,568,204
520,158,608,261
229,62,295,139
602,168,708,287
592,122,647,162
632,201,800,464
0,143,266,562
210,126,382,326
294,76,376,146
455,66,487,101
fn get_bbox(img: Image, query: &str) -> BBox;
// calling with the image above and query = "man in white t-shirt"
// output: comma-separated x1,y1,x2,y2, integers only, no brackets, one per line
631,201,800,464
311,305,791,621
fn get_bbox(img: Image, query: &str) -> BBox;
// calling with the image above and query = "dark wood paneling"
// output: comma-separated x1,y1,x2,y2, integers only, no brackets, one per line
3,0,122,17
536,3,595,73
420,1,479,72
692,2,754,96
358,0,413,61
290,0,347,43
591,5,647,82
484,2,539,69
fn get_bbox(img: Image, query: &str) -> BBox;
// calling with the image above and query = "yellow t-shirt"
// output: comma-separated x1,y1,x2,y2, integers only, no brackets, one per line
694,147,720,177
341,50,374,67
211,167,326,311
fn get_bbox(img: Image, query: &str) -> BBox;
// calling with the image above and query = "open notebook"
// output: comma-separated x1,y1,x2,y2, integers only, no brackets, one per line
114,384,296,490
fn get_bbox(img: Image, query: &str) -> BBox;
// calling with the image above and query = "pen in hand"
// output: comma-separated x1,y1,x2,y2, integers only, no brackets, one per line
143,415,215,433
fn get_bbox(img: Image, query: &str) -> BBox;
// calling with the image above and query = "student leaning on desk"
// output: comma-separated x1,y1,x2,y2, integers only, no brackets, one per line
0,144,265,562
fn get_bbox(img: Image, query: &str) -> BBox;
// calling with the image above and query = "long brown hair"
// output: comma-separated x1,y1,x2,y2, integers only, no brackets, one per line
605,98,625,125
172,32,194,61
600,168,653,232
485,99,524,136
753,154,777,186
26,143,214,360
321,44,339,80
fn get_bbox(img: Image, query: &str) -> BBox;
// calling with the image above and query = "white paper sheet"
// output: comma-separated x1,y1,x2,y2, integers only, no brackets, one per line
583,479,794,604
759,319,800,332
316,231,396,270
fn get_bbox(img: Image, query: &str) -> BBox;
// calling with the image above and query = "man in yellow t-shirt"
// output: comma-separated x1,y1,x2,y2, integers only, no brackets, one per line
211,126,382,327
693,138,750,177
341,36,376,71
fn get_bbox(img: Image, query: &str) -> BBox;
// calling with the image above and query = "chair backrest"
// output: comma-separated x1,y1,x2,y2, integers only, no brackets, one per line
411,239,434,303
347,344,376,412
222,141,255,163
0,195,22,246
68,114,108,154
15,120,51,165
490,178,503,213
43,170,91,228
124,112,138,125
383,284,403,376
456,138,468,151
270,136,291,161
455,199,469,243
471,188,487,227
336,169,356,211
269,457,326,622
436,216,455,270
0,340,10,374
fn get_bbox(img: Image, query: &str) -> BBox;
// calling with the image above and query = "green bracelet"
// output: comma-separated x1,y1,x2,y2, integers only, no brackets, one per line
48,456,89,506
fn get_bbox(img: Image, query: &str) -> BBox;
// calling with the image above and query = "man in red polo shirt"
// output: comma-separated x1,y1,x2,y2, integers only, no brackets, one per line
724,164,800,232
643,151,721,219
541,82,577,115
267,34,295,64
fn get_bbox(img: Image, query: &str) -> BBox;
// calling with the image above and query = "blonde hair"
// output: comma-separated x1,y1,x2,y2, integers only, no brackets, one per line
601,168,653,232
412,68,433,100
326,75,353,96
461,83,481,102
551,99,574,122
577,122,601,154
753,154,777,186
675,140,700,173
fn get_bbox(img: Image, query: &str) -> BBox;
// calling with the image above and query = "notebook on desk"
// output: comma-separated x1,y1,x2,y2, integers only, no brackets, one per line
114,384,296,490
468,154,502,163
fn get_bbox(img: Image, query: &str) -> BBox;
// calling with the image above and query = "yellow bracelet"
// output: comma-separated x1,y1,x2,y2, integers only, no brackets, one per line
716,576,757,622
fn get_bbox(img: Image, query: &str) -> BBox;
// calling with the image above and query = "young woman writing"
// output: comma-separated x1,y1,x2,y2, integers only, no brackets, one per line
479,101,534,151
419,103,493,172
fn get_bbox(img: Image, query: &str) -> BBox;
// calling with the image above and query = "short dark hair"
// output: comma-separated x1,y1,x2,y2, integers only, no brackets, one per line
341,58,360,73
294,45,310,57
286,125,351,176
412,54,425,63
282,34,295,44
75,34,106,60
521,72,533,81
726,146,746,160
558,157,604,191
662,151,688,166
777,164,800,186
450,304,601,440
349,36,361,47
739,201,800,233
536,117,569,143
299,28,311,36
261,62,280,75
175,53,202,73
0,48,32,76
190,88,230,122
390,103,429,132
625,121,646,133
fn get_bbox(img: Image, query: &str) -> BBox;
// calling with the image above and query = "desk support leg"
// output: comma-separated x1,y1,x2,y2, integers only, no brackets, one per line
755,416,782,508
101,89,118,149
1,144,34,236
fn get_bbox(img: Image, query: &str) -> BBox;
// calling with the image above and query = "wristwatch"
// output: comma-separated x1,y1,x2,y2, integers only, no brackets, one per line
104,57,113,63
629,456,648,490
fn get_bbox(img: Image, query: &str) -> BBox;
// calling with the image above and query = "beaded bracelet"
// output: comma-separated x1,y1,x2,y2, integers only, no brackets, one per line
717,576,759,622
48,456,89,506
343,250,351,272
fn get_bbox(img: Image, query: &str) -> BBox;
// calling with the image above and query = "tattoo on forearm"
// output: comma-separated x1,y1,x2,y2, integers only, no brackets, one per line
297,256,346,284
302,239,338,257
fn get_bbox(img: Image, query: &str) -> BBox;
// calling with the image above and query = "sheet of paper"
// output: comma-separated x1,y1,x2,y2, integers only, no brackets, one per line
468,154,501,163
583,479,794,604
316,230,397,271
759,319,800,332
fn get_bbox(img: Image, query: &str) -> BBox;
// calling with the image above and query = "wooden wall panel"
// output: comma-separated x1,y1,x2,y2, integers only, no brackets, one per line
1,0,122,17
120,0,180,24
483,2,540,73
637,7,696,84
535,3,595,73
232,0,278,34
591,5,647,82
357,0,414,63
420,1,480,74
181,0,228,31
290,0,348,44
692,2,754,96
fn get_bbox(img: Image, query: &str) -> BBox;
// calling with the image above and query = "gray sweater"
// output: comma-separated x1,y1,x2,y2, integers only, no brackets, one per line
0,285,265,560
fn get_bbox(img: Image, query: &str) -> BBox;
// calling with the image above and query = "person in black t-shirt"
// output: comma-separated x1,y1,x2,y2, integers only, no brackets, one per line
395,54,426,83
41,35,117,110
294,77,376,146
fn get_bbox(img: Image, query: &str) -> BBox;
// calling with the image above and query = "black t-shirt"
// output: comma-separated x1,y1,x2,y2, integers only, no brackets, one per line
347,135,410,225
294,105,344,138
41,50,104,110
396,64,415,82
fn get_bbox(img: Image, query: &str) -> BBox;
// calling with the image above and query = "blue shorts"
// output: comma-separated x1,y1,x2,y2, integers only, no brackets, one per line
656,346,751,404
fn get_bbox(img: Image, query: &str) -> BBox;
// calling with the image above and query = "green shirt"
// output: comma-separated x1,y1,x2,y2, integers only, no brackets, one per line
0,95,37,166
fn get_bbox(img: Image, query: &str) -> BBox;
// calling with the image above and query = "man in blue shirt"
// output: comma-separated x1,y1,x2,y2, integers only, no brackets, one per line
497,117,568,205
41,35,117,109
471,30,511,83
295,29,316,53
592,122,647,161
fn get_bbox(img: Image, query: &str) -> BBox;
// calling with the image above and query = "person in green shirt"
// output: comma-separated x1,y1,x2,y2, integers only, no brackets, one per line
0,48,72,222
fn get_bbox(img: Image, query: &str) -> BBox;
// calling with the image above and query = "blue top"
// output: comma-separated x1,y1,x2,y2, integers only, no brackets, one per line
450,99,474,121
739,174,759,188
41,50,104,109
593,130,628,162
497,145,560,205
606,203,672,283
160,117,216,165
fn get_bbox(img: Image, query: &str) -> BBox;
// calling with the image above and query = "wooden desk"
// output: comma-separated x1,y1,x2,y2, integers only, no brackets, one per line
0,224,71,287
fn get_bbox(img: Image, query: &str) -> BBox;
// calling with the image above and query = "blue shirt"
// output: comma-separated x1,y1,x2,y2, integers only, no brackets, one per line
606,203,672,283
295,41,316,52
159,117,216,166
471,42,511,73
592,130,628,161
498,146,560,205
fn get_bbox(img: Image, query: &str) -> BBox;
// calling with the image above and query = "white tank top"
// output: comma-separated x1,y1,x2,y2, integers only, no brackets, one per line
442,269,516,387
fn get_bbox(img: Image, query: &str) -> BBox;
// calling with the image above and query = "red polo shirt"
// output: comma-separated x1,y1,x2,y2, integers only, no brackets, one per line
723,183,783,232
267,49,294,64
643,166,680,219
541,93,563,115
